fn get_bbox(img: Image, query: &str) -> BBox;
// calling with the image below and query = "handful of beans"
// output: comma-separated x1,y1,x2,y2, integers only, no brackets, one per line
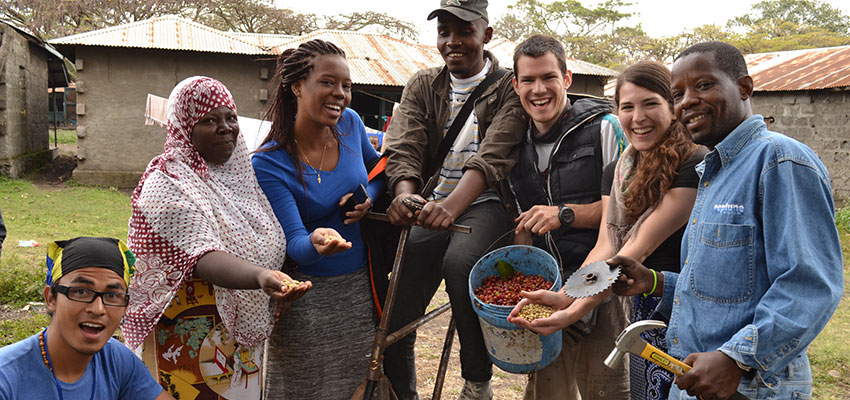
517,304,556,322
474,272,553,306
281,279,304,290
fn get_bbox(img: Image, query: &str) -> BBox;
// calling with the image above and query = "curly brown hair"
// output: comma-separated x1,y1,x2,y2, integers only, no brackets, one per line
614,61,696,218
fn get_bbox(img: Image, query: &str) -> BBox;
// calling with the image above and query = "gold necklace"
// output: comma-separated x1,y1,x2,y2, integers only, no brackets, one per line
295,135,328,184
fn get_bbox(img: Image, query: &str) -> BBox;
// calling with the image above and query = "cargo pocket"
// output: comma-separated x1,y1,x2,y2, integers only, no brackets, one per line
691,222,754,303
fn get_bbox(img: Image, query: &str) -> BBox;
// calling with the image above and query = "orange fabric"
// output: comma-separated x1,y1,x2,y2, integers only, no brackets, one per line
368,156,387,181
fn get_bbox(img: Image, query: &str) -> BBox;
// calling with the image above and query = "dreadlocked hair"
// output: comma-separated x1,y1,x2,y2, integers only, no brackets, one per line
614,61,697,218
257,39,347,159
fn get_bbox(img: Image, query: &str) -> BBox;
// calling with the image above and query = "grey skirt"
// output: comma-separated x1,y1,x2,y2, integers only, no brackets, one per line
264,266,376,400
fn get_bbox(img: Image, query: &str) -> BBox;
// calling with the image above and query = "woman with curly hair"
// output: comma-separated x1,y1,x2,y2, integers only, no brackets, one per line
251,39,385,400
510,61,707,400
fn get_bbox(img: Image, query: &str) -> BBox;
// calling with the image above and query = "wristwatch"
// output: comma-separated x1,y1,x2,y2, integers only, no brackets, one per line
558,205,575,226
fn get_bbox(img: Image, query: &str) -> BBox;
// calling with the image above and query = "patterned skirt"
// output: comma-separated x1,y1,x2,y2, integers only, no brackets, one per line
629,295,674,400
138,278,263,399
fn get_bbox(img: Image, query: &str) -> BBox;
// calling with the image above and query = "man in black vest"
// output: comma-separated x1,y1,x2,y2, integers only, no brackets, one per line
507,35,630,400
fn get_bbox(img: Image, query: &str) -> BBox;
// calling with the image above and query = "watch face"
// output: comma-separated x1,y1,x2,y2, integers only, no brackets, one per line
559,206,575,226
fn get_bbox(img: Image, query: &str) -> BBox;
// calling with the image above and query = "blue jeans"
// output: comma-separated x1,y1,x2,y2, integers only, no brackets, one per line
383,200,512,400
667,352,813,400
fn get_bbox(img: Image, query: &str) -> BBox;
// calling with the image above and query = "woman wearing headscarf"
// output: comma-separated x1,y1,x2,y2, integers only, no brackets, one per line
123,76,310,400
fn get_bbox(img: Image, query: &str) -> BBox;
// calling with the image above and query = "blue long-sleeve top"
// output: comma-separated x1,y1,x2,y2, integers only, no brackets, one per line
251,108,385,276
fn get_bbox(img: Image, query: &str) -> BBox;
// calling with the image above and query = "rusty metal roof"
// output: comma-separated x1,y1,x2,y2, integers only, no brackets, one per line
746,45,850,91
49,15,266,55
270,30,445,87
48,16,618,88
226,32,295,49
486,38,619,77
604,45,850,96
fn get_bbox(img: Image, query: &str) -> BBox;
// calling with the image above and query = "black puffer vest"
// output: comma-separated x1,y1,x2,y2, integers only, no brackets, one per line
509,98,612,276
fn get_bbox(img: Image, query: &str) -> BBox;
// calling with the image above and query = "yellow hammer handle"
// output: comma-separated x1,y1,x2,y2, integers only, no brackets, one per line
639,343,692,376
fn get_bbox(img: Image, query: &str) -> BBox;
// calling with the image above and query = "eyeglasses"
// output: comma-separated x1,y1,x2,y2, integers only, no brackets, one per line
54,285,130,307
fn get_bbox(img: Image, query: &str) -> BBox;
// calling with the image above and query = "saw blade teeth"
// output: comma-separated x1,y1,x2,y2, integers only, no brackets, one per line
562,260,621,298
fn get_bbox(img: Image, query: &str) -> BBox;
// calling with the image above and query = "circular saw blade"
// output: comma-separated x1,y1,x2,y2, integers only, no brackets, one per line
562,260,621,298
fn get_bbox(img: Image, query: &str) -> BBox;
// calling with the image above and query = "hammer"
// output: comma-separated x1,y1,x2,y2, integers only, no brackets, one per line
605,320,750,400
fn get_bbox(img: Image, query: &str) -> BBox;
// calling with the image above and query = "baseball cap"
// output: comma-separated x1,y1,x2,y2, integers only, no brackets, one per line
427,0,489,22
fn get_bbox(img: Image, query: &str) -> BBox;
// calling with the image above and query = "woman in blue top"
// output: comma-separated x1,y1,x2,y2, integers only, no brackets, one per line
251,39,385,400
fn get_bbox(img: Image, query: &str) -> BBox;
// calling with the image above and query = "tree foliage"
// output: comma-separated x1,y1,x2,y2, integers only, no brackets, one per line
0,0,416,41
492,0,850,69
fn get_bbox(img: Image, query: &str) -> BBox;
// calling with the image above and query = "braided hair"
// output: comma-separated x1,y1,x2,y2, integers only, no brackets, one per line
258,39,347,157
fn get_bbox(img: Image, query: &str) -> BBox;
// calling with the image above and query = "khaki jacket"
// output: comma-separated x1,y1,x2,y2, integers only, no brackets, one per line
384,52,526,200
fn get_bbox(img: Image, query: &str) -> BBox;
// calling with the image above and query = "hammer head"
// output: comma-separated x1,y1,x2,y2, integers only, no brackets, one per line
604,320,667,369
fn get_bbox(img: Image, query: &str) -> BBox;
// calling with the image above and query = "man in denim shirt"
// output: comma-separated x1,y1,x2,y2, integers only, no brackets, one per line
612,41,844,400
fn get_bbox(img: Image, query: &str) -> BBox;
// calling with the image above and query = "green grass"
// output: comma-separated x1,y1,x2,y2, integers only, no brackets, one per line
836,207,850,233
50,129,77,145
0,312,50,346
0,177,131,308
809,218,850,399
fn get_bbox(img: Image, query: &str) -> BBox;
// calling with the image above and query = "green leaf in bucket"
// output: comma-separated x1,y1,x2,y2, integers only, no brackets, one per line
496,259,515,279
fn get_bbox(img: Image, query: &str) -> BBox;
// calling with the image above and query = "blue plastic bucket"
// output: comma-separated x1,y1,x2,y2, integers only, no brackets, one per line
468,245,563,373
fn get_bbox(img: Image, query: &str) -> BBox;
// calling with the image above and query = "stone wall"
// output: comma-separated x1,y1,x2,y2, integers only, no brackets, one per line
752,90,850,203
71,47,276,187
0,25,52,177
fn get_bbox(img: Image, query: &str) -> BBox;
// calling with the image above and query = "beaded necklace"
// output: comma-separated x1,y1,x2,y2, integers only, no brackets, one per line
40,328,97,400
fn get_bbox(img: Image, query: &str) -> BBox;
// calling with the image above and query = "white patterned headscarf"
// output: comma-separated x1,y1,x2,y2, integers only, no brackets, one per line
122,76,287,350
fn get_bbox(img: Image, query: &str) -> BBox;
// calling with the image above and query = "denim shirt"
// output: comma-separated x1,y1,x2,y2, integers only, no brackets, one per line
657,115,844,398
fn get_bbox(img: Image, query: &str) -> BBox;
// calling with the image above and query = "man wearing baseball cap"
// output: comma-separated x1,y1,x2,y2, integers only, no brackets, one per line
382,0,526,399
0,237,173,399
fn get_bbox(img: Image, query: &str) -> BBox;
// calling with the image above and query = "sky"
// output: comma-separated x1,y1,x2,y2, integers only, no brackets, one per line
277,0,850,44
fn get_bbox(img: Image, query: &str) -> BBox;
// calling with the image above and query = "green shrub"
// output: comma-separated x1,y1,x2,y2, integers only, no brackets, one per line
836,207,850,233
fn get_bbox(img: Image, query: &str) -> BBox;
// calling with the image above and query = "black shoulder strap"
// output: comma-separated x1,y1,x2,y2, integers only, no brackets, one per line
422,67,509,196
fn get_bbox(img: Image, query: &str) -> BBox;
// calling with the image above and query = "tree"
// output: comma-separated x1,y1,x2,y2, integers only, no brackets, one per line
730,0,850,37
0,0,415,41
493,0,639,68
724,0,850,52
324,12,417,42
198,0,319,35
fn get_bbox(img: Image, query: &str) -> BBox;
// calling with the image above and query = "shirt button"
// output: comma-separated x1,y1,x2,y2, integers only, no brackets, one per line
685,258,689,264
673,339,679,344
692,218,697,224
675,297,679,304
704,181,710,187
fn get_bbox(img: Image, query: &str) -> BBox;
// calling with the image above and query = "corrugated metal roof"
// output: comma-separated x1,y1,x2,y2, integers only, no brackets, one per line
49,15,266,55
270,30,445,87
226,32,295,49
604,45,850,96
48,16,618,88
746,45,850,91
486,38,619,77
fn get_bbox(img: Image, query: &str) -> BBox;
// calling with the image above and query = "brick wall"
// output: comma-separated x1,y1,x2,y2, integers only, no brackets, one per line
752,90,850,204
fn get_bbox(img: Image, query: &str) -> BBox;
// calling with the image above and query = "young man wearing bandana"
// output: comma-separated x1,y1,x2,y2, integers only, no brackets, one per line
0,237,172,400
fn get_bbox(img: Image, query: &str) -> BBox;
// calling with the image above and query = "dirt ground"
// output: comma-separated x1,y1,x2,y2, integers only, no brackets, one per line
414,288,527,400
31,144,77,189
